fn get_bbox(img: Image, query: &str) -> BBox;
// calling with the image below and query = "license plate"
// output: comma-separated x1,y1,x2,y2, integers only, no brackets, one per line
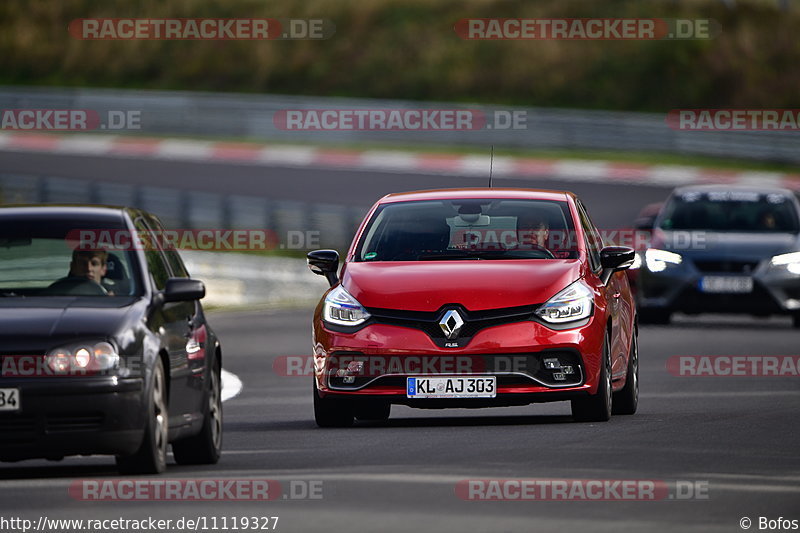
0,388,20,411
699,276,753,294
407,377,496,398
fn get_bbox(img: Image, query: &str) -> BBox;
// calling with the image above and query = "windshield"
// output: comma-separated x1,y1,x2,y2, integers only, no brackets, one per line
0,222,141,297
356,199,578,261
658,191,800,233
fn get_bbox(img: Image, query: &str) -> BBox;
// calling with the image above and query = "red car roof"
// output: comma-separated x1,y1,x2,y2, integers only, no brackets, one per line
378,188,572,204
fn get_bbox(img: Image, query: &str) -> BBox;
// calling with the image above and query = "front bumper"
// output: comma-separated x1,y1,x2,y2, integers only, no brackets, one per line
638,260,800,315
0,376,145,461
313,316,605,407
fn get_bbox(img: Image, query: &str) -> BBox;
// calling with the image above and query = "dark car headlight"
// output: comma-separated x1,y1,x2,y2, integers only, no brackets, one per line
46,340,119,375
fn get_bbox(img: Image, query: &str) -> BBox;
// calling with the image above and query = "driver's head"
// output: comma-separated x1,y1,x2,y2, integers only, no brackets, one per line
70,250,108,283
517,212,550,247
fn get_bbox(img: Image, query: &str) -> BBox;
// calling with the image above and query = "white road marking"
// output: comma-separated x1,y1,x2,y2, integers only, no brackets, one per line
221,368,243,402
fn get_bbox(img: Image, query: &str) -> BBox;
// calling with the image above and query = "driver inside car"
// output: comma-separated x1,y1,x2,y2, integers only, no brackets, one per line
47,249,114,295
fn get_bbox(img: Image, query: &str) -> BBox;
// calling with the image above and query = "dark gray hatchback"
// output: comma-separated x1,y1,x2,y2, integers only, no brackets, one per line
0,205,222,473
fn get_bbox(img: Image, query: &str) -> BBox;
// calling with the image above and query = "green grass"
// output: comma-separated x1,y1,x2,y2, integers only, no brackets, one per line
1,0,798,112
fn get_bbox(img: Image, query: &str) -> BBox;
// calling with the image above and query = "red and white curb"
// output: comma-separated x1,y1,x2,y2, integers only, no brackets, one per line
1,132,798,190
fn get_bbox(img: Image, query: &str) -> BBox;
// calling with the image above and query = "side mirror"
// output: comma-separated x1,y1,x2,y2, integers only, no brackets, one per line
599,246,635,284
307,250,339,287
163,278,206,302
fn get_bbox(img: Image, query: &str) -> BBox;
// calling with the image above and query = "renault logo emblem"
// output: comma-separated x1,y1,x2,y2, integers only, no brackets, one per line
439,309,465,340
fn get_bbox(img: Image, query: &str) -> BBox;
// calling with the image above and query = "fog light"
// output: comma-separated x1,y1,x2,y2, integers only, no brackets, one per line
543,358,561,370
347,361,365,374
343,376,355,384
561,365,574,374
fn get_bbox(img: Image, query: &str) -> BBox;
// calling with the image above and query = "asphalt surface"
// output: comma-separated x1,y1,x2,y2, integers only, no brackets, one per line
0,309,798,533
0,150,671,227
0,151,798,532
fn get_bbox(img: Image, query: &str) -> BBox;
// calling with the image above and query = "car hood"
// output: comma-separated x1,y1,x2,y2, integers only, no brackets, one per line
341,260,583,311
654,230,799,262
0,298,137,352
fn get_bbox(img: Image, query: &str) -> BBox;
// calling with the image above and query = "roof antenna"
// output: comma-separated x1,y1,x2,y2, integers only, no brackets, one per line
488,145,494,188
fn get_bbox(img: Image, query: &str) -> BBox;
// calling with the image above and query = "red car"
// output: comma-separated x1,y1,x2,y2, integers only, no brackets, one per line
307,188,638,426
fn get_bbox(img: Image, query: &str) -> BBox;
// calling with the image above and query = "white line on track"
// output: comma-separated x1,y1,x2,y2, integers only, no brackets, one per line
221,368,242,402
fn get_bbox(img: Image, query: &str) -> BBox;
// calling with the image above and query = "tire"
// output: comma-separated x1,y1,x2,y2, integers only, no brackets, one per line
172,361,223,465
354,401,391,422
571,333,613,422
612,332,638,415
116,357,168,474
638,308,671,325
793,314,800,329
313,380,354,428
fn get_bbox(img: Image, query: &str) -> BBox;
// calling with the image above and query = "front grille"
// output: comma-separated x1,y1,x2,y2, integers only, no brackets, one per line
693,260,760,273
326,351,584,390
45,414,104,433
0,416,37,442
367,304,538,346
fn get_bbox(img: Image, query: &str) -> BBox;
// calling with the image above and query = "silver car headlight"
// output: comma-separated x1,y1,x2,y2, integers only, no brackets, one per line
645,248,683,273
323,286,371,326
770,251,800,275
535,280,594,324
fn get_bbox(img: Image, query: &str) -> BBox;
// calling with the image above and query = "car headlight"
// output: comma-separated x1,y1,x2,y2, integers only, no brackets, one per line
770,251,800,275
644,248,683,273
535,280,594,324
46,341,119,375
629,252,642,270
323,286,371,326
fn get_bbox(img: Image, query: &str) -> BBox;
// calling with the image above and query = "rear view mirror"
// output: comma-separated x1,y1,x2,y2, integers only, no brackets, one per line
163,278,205,302
599,246,635,284
307,250,340,287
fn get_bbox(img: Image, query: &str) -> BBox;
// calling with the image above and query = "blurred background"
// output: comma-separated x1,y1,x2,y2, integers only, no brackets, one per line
1,0,798,307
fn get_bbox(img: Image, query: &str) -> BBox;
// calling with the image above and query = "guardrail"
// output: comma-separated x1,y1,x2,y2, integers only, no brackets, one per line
0,173,365,253
1,86,798,163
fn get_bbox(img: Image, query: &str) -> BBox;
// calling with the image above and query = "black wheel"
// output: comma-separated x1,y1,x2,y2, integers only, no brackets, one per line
612,332,638,415
116,357,168,474
172,361,222,465
313,380,354,428
354,401,391,421
793,314,800,329
638,308,671,325
571,333,612,422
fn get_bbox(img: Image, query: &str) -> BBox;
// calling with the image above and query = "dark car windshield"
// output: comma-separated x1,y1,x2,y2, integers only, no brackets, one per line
658,191,800,233
0,219,141,297
355,199,578,261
